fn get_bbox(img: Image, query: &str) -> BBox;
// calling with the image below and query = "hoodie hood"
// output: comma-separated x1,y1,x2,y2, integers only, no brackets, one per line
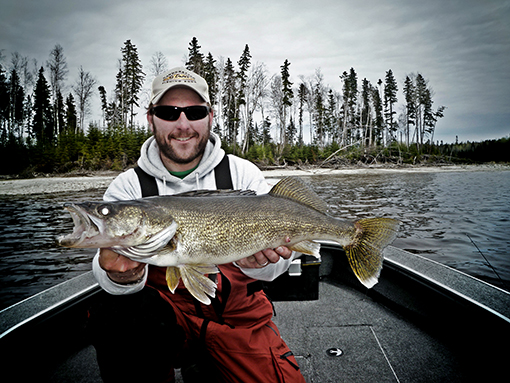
137,131,225,190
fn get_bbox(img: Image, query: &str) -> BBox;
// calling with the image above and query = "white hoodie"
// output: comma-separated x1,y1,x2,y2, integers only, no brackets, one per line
92,132,295,294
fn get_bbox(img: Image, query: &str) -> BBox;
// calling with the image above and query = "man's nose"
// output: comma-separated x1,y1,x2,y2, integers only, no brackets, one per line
174,111,191,125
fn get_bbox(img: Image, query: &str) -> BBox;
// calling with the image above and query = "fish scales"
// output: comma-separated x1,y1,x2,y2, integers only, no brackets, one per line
150,193,354,264
58,177,400,304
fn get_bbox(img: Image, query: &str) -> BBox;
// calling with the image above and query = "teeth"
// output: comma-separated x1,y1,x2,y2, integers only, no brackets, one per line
175,137,193,141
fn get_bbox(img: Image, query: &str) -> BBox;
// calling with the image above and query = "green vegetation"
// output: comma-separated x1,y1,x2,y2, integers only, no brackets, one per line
0,38,507,177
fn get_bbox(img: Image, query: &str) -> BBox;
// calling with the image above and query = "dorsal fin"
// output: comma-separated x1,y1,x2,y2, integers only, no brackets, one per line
268,177,328,213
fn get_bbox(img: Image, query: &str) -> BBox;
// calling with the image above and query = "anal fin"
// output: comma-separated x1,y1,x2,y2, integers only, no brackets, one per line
170,264,219,305
289,240,321,258
166,266,181,293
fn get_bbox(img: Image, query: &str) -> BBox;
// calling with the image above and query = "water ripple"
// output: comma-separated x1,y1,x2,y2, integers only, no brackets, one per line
1,170,509,310
303,170,510,291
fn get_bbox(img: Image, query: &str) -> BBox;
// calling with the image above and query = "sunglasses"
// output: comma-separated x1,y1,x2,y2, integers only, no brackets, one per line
150,105,211,121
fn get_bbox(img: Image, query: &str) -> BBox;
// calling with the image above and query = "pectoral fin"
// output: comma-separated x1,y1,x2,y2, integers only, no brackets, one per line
289,240,321,258
113,221,178,261
166,264,220,305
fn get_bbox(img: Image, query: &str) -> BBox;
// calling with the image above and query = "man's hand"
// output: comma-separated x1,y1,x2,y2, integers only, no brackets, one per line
236,246,292,269
99,248,146,284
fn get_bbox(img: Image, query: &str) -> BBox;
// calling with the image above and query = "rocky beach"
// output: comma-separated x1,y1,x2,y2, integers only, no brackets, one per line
0,164,508,195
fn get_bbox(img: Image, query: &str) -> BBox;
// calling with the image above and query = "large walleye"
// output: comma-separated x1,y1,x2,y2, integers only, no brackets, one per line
58,177,399,304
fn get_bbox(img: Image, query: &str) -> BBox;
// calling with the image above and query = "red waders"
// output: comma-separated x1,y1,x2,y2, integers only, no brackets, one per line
147,264,306,383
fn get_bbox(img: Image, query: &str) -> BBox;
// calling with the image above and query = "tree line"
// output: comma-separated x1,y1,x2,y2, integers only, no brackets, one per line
0,37,505,176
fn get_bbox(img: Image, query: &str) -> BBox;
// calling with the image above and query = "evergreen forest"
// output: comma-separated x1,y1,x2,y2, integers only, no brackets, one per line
1,38,508,177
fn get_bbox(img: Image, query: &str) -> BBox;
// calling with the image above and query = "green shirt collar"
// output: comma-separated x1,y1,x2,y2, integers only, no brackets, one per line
169,165,198,179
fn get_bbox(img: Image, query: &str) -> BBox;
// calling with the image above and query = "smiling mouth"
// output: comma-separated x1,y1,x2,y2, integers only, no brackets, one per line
171,135,198,143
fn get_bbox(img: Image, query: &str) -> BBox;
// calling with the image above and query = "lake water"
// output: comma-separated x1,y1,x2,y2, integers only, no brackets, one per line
1,169,509,310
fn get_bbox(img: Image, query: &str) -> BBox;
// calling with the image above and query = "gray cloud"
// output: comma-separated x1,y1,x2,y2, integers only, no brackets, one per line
1,0,509,143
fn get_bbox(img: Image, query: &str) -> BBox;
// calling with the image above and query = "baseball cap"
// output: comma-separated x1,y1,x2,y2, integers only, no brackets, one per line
150,67,210,105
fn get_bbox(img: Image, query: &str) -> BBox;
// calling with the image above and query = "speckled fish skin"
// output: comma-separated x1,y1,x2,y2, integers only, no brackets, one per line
58,177,400,304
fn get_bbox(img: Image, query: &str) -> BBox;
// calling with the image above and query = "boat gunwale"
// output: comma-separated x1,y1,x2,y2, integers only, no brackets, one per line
1,244,509,339
0,272,100,339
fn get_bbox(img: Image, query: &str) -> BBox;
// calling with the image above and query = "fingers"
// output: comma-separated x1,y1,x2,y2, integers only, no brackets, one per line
99,248,145,284
237,246,292,269
275,245,293,259
236,254,266,269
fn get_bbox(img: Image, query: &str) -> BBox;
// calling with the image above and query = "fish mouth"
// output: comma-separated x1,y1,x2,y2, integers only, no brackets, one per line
57,203,105,247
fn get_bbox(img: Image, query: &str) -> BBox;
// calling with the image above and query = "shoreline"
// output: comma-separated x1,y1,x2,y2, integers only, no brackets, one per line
1,163,509,196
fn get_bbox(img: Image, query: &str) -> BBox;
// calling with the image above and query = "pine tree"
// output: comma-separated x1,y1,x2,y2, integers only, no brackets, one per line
325,89,337,144
222,58,237,146
56,90,65,134
32,67,54,144
237,45,252,153
384,69,398,144
280,59,293,146
237,45,251,106
261,116,272,146
314,80,325,148
203,53,218,106
297,83,308,145
403,75,415,147
406,73,444,150
0,64,8,142
340,68,357,145
414,73,427,148
371,82,384,145
65,93,77,133
8,69,25,139
245,115,257,149
281,59,293,108
186,37,205,76
120,40,145,127
422,88,435,140
429,105,446,145
286,116,296,145
358,79,371,147
98,85,108,127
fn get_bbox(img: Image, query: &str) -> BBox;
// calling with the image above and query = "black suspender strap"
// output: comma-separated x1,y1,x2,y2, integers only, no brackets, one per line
134,166,159,198
214,154,233,190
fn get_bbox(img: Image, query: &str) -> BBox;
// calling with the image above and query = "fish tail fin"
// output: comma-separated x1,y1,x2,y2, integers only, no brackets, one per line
344,218,400,288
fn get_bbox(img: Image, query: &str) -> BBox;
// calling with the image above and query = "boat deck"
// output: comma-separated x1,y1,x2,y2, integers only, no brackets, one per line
2,246,509,382
276,280,460,383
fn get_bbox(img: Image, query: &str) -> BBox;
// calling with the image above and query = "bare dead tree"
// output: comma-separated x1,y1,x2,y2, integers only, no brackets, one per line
47,44,68,133
150,51,168,77
72,66,96,131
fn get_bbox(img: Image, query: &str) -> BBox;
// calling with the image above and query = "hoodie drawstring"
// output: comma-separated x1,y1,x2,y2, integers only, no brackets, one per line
195,172,200,189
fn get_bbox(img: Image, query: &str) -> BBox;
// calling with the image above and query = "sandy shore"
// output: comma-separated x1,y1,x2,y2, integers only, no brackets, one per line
1,164,508,196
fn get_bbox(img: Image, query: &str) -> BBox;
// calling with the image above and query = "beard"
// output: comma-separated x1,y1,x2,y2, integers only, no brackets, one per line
152,121,211,165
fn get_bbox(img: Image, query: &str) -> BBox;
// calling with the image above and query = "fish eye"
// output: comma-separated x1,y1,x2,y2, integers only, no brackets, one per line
99,205,110,216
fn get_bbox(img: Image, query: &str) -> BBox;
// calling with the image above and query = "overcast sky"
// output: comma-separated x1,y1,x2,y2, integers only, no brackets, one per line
1,0,509,143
